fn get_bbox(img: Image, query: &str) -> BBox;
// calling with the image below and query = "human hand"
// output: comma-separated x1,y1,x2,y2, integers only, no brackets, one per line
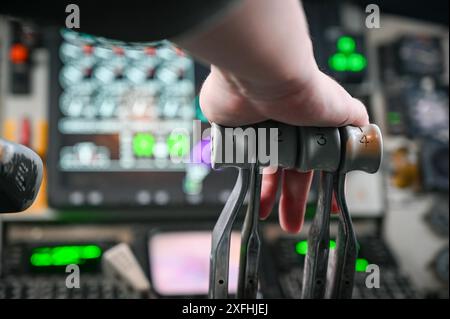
200,65,369,233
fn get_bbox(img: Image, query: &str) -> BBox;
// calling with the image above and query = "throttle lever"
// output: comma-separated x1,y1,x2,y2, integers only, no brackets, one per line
208,122,382,299
325,125,382,299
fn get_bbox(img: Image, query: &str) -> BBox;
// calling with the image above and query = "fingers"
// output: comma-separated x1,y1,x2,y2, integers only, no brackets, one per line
259,167,281,220
279,170,313,233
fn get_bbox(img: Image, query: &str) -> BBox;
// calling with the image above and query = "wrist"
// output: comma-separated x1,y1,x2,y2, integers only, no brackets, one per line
214,47,319,102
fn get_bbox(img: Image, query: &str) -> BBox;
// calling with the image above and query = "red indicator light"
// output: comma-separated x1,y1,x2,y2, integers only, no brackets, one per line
83,44,94,55
9,43,29,64
145,47,156,56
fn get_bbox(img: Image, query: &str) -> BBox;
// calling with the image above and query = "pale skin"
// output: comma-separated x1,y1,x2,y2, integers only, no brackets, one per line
176,0,369,233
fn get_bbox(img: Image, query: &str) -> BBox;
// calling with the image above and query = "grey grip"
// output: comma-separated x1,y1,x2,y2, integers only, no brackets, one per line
297,127,341,172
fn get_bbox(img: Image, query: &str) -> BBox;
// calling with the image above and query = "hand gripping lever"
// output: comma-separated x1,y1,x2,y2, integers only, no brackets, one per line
208,122,382,299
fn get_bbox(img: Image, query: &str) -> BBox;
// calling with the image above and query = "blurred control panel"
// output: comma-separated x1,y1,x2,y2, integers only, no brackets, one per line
47,30,236,208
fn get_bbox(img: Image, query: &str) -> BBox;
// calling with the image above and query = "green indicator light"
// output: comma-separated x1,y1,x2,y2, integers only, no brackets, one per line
329,240,336,250
167,133,190,158
133,133,155,157
388,112,402,125
347,53,367,72
30,245,103,267
295,240,337,255
30,253,52,267
329,53,348,72
337,36,356,54
81,245,102,259
355,258,369,272
295,241,308,255
52,247,80,266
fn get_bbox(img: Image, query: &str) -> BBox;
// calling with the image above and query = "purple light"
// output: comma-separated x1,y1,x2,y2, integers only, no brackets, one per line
191,138,211,166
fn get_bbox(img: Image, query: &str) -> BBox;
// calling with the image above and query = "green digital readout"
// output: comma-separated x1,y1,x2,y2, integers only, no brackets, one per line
295,240,369,272
329,36,367,72
30,245,102,267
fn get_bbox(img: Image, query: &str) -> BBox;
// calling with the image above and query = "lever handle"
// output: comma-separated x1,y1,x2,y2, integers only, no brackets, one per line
339,125,383,174
210,122,383,173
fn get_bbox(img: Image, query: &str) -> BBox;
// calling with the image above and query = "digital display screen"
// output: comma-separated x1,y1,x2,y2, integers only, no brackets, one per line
48,30,237,208
148,231,240,296
27,243,109,273
58,30,196,173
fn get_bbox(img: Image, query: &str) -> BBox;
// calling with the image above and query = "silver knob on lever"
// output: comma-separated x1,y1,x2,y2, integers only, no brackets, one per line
339,125,383,174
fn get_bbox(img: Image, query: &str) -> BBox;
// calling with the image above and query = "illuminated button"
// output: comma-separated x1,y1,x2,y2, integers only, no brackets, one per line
337,36,356,54
295,240,337,255
347,53,367,72
329,53,347,72
295,240,308,255
133,133,155,157
355,258,369,272
10,43,29,64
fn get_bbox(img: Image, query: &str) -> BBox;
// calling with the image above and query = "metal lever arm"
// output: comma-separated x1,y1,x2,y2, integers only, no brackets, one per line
209,169,251,298
325,172,357,299
237,164,263,299
301,171,333,299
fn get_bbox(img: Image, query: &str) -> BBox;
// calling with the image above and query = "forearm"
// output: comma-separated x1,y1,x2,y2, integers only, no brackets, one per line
176,0,317,95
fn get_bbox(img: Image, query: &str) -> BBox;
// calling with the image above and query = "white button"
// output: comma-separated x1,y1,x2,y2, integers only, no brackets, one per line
153,142,168,159
154,190,169,205
88,191,103,205
136,191,152,205
69,191,84,205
